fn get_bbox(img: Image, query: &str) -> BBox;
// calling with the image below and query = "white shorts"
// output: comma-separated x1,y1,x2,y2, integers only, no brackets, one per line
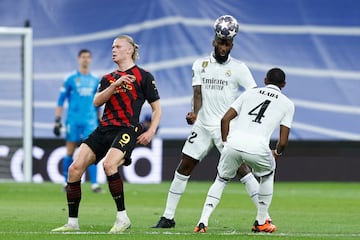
218,144,276,179
182,123,223,161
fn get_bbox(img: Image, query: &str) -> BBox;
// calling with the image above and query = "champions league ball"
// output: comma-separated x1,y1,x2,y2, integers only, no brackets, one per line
213,15,239,39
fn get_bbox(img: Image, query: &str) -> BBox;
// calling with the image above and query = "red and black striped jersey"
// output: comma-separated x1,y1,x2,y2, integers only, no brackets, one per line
98,65,160,127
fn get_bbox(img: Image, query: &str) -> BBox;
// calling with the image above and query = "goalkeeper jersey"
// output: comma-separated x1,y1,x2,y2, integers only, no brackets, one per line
57,70,99,123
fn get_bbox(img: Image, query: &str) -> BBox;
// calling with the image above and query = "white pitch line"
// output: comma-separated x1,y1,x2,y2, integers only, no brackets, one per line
1,231,360,238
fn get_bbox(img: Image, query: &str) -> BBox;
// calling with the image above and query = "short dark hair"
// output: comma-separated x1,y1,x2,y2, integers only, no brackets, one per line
214,35,234,43
266,68,285,85
78,49,91,57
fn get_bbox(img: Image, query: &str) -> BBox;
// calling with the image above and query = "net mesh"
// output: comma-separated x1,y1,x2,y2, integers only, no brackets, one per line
0,33,25,181
0,34,23,137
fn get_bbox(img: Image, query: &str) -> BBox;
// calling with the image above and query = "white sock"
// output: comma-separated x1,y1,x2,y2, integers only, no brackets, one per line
116,210,128,221
256,172,274,225
198,176,228,226
240,172,259,208
163,171,190,219
68,217,79,226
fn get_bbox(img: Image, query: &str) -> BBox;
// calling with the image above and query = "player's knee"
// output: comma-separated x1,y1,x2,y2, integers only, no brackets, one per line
176,154,198,175
102,159,120,175
260,171,274,181
217,174,230,183
68,163,84,179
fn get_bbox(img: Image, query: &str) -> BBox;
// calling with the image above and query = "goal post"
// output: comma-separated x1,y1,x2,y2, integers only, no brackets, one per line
0,26,33,182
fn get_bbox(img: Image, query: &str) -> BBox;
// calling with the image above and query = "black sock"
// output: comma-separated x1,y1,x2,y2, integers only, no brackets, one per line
107,172,125,211
66,181,81,218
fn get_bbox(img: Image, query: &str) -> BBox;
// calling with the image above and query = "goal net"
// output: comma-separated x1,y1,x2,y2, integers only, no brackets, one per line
0,27,33,182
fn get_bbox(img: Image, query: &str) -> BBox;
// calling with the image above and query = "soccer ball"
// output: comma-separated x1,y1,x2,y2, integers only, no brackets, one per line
213,15,239,39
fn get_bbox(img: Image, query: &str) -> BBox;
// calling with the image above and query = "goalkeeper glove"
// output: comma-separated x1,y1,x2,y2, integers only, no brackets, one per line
53,117,62,137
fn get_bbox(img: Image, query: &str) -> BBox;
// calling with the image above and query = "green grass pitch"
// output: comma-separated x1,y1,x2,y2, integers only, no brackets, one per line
0,181,359,239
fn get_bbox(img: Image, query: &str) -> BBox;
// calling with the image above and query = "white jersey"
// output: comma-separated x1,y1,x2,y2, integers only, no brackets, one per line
192,53,257,127
227,84,295,155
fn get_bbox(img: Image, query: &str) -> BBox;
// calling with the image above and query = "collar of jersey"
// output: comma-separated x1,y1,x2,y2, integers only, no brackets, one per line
266,84,281,92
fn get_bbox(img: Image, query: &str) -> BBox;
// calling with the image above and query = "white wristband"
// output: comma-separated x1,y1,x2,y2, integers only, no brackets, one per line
274,149,282,156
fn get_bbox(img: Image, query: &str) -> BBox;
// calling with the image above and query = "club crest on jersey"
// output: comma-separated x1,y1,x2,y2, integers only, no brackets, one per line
225,70,232,77
201,61,208,73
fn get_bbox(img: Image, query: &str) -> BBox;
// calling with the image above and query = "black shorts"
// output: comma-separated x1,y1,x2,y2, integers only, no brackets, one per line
83,124,144,166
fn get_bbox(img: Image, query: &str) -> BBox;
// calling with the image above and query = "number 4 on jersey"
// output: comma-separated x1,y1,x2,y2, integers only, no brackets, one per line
248,100,271,123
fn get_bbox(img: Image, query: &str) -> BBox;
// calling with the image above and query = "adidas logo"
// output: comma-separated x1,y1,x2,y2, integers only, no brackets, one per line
206,203,214,208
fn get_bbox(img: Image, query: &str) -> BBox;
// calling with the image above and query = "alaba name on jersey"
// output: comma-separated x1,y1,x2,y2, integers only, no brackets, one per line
192,53,257,126
227,84,295,155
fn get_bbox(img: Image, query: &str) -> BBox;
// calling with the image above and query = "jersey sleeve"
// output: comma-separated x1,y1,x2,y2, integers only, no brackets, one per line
98,75,111,92
230,91,247,114
238,63,257,90
92,74,100,94
57,76,71,107
191,59,202,86
280,101,295,128
143,71,160,103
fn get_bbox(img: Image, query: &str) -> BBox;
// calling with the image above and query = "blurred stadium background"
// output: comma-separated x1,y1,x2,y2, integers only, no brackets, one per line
0,0,359,182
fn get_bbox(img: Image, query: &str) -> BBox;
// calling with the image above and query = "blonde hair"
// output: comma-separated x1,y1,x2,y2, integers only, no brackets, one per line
116,35,139,61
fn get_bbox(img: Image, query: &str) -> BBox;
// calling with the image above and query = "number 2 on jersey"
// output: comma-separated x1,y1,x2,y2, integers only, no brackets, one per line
248,100,271,124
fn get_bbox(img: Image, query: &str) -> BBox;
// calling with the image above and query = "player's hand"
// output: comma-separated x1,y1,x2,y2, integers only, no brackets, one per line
136,130,153,145
113,74,136,87
53,117,62,137
272,149,281,161
53,124,62,137
186,112,196,125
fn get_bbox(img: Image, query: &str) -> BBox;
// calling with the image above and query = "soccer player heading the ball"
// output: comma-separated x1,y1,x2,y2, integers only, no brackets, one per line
52,35,161,233
153,15,260,229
